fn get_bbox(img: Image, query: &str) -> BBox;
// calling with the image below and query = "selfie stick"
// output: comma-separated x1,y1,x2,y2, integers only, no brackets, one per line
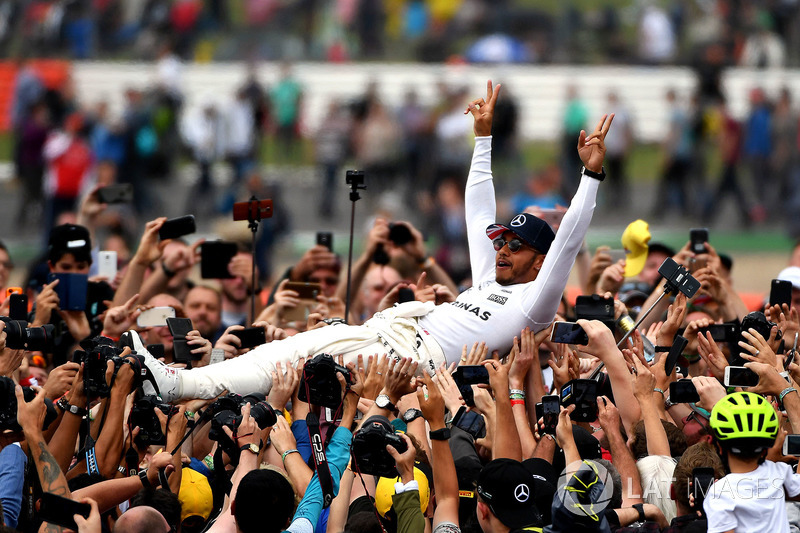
232,196,273,324
344,171,366,324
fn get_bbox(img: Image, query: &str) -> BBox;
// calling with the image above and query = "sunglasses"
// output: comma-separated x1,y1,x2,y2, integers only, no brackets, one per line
492,238,526,253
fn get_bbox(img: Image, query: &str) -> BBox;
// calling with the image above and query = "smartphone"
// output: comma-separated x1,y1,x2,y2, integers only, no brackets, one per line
232,199,272,222
690,228,709,255
167,317,195,363
146,344,165,359
664,335,688,376
532,208,566,229
698,323,739,344
724,366,759,388
451,408,486,440
770,279,793,308
232,327,267,349
535,402,543,422
658,257,701,299
397,287,415,303
560,379,598,422
9,293,27,321
97,251,117,280
783,434,800,456
574,295,615,330
786,333,799,368
692,467,715,512
200,241,238,279
669,380,700,403
48,273,88,311
542,395,560,435
550,321,589,345
158,215,196,240
317,232,333,251
39,492,91,530
607,249,627,264
97,183,133,204
5,287,22,297
453,365,490,386
137,306,176,328
282,282,322,323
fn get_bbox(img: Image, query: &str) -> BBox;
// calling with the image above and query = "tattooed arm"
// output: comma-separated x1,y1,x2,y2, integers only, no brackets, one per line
16,386,72,533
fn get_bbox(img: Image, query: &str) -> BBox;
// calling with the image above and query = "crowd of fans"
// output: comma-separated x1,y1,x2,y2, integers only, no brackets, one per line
1,0,800,68
2,78,800,533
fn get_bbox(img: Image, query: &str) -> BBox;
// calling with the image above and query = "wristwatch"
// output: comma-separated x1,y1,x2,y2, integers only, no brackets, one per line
429,428,451,441
402,408,424,424
376,394,399,415
240,443,260,455
56,397,88,417
581,166,606,181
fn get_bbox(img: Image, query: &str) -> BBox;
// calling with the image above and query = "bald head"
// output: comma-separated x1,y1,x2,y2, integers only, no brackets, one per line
113,506,170,533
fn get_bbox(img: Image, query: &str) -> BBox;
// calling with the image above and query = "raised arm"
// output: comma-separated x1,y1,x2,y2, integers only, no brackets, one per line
464,80,502,285
522,114,614,330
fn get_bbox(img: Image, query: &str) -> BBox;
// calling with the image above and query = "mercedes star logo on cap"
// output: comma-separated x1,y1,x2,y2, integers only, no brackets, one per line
514,484,530,502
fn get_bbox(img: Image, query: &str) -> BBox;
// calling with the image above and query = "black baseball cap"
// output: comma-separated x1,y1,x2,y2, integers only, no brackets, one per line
477,458,544,529
487,213,555,254
48,224,92,264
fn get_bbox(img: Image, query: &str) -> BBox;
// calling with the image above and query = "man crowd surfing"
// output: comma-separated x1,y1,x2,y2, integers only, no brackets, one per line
2,80,800,533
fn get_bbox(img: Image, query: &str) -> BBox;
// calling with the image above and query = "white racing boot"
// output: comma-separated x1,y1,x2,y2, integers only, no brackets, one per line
127,330,182,401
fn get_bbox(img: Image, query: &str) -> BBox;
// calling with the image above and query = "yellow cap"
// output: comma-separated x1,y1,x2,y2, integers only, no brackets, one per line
620,220,651,277
179,468,214,523
374,466,431,517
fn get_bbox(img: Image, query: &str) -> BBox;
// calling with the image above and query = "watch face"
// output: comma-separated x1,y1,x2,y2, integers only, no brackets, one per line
403,409,421,422
376,395,390,409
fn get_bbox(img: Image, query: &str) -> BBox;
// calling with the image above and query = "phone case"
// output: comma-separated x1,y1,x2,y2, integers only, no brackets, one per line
98,251,117,280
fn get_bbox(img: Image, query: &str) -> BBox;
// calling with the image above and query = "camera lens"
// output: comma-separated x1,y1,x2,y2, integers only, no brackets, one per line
388,223,412,245
25,324,54,352
0,317,26,350
247,401,278,429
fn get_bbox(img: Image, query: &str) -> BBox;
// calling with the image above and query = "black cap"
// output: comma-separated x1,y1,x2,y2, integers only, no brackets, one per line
521,458,557,524
487,213,556,254
48,224,92,264
477,458,543,529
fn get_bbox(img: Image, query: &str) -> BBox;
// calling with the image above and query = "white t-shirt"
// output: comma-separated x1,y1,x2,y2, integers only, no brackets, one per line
418,136,599,361
704,460,800,533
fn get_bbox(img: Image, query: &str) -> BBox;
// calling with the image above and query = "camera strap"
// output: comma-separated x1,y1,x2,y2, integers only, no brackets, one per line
306,411,335,508
351,460,389,533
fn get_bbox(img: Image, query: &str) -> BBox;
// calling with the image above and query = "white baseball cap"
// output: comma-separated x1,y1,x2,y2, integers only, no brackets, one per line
777,266,800,290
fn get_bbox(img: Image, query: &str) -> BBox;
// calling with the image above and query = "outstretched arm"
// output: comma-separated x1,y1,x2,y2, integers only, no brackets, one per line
464,81,502,285
522,115,614,330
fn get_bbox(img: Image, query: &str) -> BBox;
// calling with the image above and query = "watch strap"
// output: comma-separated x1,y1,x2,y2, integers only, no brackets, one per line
654,346,671,353
429,427,451,441
139,469,152,489
581,166,606,181
633,502,646,523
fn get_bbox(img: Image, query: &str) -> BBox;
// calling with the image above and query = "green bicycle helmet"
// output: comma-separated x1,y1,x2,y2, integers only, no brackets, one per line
710,392,779,454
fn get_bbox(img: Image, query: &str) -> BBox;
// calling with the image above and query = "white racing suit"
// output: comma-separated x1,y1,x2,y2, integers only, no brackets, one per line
157,136,599,400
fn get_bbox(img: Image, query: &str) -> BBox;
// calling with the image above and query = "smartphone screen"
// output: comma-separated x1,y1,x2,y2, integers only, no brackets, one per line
158,215,196,240
699,323,738,344
232,327,267,349
39,492,91,530
692,467,715,510
784,435,800,456
48,273,88,311
560,379,598,422
97,183,133,204
770,279,793,308
690,228,709,254
724,366,759,388
316,232,333,250
664,335,688,376
200,241,238,279
550,321,589,345
542,395,560,435
454,365,490,385
669,380,700,403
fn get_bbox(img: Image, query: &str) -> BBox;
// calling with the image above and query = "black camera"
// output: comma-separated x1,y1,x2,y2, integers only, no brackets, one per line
351,415,408,477
657,258,701,298
130,394,176,447
298,353,352,409
207,393,278,443
388,223,413,246
0,317,55,352
74,336,127,398
0,376,58,431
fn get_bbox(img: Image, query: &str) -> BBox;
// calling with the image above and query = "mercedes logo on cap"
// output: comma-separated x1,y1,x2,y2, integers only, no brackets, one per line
514,483,530,502
510,214,526,227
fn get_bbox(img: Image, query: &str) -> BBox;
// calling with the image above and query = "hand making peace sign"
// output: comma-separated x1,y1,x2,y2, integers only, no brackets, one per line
578,114,615,173
465,80,502,137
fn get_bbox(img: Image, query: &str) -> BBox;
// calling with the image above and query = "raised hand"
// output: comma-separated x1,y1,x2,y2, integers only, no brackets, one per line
465,80,502,137
577,114,614,173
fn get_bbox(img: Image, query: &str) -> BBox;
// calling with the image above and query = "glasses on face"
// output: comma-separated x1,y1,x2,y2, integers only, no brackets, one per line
492,238,525,253
682,410,710,431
